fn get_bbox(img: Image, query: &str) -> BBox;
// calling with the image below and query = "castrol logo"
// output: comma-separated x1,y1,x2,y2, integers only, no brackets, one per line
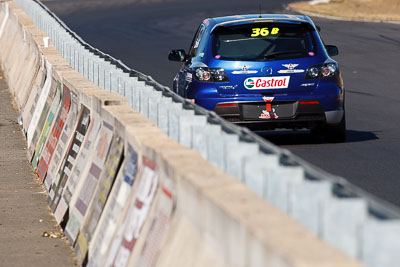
244,76,290,90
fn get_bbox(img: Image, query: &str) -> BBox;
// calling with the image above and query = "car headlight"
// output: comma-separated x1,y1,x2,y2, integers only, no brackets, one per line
193,67,229,82
305,63,338,79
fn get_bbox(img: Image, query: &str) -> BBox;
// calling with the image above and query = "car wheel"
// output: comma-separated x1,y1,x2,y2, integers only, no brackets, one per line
311,112,346,143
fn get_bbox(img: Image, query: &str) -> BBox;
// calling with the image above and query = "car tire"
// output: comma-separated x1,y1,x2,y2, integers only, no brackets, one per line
311,112,346,143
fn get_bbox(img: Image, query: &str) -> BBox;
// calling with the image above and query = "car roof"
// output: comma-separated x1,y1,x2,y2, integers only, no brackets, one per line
206,14,314,32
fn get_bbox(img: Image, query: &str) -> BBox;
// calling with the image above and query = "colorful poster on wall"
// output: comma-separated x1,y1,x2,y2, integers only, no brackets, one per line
87,143,138,267
75,136,124,264
48,105,91,211
17,50,40,113
103,156,159,267
27,60,52,148
28,73,59,159
53,113,102,224
22,57,45,135
20,58,41,133
64,121,114,244
36,84,72,182
44,94,78,192
135,181,175,267
31,80,62,170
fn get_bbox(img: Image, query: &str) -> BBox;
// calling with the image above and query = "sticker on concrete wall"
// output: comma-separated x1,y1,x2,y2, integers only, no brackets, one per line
28,75,59,159
103,156,159,267
75,136,124,264
44,92,78,192
137,180,175,267
48,105,91,210
32,80,62,170
16,49,40,110
64,121,114,244
20,59,41,131
53,112,102,224
36,84,72,182
21,58,45,134
0,3,9,39
27,60,52,148
87,143,139,267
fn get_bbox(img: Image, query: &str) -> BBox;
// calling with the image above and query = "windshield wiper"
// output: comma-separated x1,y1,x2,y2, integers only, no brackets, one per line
264,51,308,59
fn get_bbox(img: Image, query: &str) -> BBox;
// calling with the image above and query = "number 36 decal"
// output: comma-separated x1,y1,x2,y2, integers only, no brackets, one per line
251,27,280,37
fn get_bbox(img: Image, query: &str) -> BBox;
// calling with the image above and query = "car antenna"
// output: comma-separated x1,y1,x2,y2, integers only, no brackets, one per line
259,2,262,18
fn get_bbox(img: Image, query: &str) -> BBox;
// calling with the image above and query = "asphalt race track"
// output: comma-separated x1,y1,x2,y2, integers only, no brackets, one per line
43,0,400,207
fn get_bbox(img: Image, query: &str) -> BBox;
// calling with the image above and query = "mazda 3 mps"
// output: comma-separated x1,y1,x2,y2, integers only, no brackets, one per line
169,14,346,142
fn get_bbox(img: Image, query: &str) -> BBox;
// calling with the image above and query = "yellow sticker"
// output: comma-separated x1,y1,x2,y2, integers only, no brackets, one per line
251,27,279,37
271,27,279,35
76,232,88,256
103,179,111,190
100,192,107,204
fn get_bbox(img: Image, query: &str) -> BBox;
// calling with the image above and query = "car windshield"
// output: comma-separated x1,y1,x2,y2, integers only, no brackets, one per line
212,22,317,61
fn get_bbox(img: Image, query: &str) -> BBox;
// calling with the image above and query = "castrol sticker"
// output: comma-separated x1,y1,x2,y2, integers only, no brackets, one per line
244,76,290,90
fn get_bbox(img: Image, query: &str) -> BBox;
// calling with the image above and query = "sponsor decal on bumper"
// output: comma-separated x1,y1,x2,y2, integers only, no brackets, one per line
244,76,290,90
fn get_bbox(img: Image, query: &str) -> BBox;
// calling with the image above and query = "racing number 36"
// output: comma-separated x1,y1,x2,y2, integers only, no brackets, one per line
251,27,279,37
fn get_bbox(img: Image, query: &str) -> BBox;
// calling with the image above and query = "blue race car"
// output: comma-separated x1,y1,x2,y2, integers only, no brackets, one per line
169,14,345,142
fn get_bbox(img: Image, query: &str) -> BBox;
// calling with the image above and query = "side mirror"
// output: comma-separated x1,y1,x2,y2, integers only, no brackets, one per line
316,25,321,32
168,49,187,62
325,45,339,57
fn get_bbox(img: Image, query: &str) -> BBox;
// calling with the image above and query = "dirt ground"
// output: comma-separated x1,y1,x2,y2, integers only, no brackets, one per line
0,70,76,266
290,0,400,22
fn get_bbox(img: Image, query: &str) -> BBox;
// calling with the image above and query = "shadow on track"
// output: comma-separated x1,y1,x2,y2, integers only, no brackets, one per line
257,129,378,146
345,129,380,143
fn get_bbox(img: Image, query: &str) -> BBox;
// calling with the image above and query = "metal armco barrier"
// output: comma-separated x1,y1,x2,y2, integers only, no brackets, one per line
3,0,400,266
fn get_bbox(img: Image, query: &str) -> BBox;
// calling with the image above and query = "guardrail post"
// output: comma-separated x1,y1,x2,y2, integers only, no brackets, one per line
117,74,129,97
321,198,367,259
77,48,84,75
266,166,304,212
207,134,239,170
191,124,221,157
87,54,94,82
132,80,146,111
156,97,173,133
139,87,162,117
362,220,400,267
124,77,139,108
147,92,163,124
179,114,207,147
82,51,91,78
168,108,194,142
70,43,76,68
243,153,279,196
291,180,331,235
98,61,107,89
104,64,115,92
225,142,259,179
